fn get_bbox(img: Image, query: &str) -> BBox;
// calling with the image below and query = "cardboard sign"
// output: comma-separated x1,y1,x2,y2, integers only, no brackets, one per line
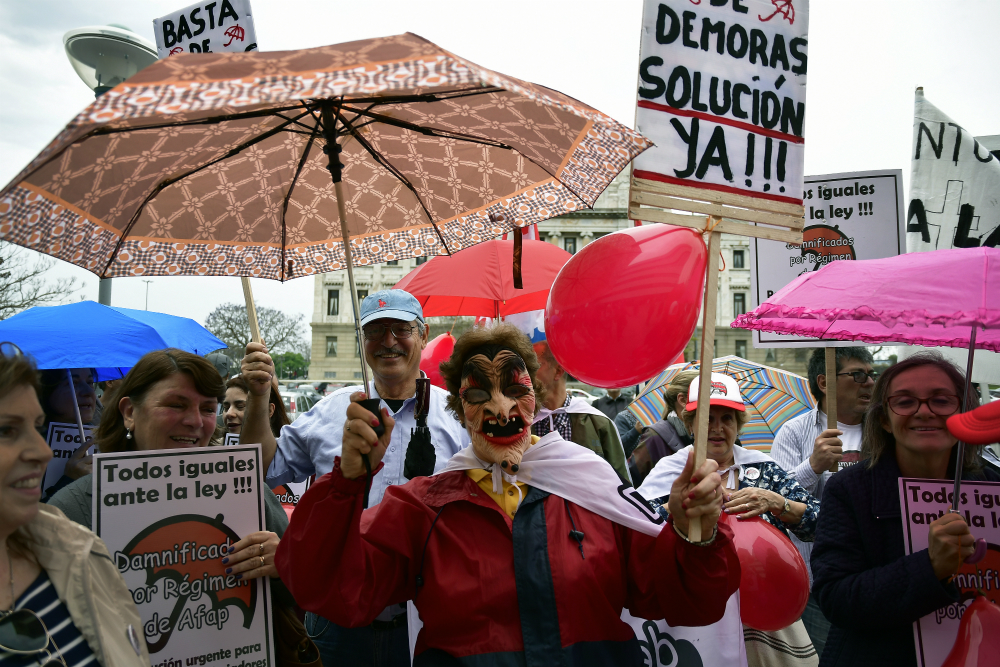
749,169,906,347
42,422,94,494
153,0,258,59
271,479,311,506
899,478,1000,667
94,445,274,667
633,0,810,204
224,432,241,447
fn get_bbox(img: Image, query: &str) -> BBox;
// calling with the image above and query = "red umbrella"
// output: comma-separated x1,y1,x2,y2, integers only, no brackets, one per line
393,239,571,318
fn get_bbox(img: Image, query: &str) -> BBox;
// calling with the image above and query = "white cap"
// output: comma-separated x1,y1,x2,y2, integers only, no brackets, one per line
687,373,745,412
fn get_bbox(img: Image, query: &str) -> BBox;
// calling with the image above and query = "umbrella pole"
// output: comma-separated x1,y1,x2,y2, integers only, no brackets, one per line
951,326,978,513
691,226,721,543
335,180,371,393
825,348,839,473
66,369,91,460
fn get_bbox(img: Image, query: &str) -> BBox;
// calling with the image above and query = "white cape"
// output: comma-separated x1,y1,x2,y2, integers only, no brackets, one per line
637,444,774,501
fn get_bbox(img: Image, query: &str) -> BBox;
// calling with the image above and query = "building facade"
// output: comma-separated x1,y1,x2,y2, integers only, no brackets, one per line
308,172,811,382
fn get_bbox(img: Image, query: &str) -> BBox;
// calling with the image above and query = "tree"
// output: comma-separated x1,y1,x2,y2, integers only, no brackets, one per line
0,241,80,320
204,303,307,362
273,351,310,379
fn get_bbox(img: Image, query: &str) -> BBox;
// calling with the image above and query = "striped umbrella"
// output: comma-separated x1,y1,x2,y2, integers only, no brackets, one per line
628,356,815,451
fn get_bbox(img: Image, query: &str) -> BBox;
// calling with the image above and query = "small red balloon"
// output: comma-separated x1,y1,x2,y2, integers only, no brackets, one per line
544,225,707,387
421,333,455,389
721,514,810,631
941,595,1000,667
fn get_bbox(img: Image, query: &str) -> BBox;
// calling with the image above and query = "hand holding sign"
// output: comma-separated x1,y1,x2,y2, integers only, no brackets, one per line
341,392,395,481
928,513,977,580
666,450,723,539
222,531,280,580
64,438,94,479
809,428,844,474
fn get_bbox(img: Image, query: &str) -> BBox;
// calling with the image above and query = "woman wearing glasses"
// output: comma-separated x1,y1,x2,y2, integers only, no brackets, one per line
1,346,150,666
810,352,998,667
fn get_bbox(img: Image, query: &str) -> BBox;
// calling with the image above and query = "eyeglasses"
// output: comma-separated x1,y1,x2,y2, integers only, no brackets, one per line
0,608,68,667
837,370,879,384
886,394,961,417
0,342,24,358
362,323,418,341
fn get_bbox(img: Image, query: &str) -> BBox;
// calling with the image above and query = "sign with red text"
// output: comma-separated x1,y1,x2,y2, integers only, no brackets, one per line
94,445,274,667
899,478,1000,667
749,169,905,347
42,422,94,497
153,0,258,58
633,0,809,204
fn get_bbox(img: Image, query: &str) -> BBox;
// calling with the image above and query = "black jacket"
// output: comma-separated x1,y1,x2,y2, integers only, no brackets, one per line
811,449,1000,667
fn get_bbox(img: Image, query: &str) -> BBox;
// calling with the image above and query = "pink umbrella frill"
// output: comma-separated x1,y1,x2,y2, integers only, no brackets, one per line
732,247,1000,352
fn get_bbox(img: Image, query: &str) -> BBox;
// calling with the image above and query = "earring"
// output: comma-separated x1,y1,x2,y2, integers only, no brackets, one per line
126,429,132,440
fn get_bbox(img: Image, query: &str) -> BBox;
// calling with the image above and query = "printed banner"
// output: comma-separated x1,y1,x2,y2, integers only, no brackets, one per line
633,0,809,203
749,169,906,347
622,595,747,667
94,445,274,667
153,0,258,58
42,422,94,495
222,434,309,506
899,478,1000,667
906,91,1000,252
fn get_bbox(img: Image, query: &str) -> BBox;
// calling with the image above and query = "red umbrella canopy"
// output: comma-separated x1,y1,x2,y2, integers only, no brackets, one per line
393,239,571,317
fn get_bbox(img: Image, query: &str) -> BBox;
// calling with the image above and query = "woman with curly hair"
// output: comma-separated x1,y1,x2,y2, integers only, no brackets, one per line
276,323,740,666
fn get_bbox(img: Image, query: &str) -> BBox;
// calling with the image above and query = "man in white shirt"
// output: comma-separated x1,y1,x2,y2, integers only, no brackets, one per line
241,289,467,667
770,346,876,657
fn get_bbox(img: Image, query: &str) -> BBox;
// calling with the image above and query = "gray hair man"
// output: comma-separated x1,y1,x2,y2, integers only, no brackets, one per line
241,288,467,667
770,346,876,656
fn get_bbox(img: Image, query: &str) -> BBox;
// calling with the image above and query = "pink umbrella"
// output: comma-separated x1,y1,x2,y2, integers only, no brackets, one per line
733,246,999,528
732,247,1000,352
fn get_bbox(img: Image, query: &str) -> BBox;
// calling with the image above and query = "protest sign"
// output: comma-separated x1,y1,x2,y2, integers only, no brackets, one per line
224,432,240,447
42,422,93,494
749,169,906,347
221,433,308,506
153,0,258,59
623,597,746,667
632,0,809,204
899,478,1000,667
94,445,274,667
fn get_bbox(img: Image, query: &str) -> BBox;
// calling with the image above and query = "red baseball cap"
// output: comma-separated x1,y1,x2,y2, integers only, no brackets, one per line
687,373,746,412
946,400,1000,445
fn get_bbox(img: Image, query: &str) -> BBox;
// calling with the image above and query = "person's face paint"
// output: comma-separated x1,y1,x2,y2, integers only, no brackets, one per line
460,349,535,471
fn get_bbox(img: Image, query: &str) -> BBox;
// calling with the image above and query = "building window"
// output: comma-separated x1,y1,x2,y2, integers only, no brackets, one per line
354,371,363,379
735,340,748,358
326,336,338,357
734,293,747,317
564,237,577,254
733,250,745,269
795,348,807,362
357,289,368,303
766,349,776,363
324,371,337,379
415,255,428,265
327,289,339,316
386,260,398,266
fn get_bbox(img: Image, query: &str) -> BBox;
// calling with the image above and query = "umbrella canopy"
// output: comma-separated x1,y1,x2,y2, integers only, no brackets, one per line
628,356,815,449
392,238,572,317
0,301,225,376
732,247,1000,351
0,33,650,281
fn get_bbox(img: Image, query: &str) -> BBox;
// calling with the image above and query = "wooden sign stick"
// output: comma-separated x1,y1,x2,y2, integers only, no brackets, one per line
241,276,263,345
825,347,839,473
690,221,722,543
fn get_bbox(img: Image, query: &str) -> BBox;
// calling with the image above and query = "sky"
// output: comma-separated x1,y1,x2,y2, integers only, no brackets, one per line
1,0,998,331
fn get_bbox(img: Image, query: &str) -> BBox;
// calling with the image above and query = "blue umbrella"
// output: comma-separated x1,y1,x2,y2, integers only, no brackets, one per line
0,301,225,378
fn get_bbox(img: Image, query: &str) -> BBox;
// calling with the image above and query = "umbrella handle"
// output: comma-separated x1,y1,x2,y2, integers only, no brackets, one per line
966,537,988,565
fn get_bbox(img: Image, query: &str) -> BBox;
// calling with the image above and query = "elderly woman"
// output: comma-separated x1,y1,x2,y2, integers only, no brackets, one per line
1,344,151,666
637,372,821,666
631,369,699,485
811,352,1000,667
275,324,739,665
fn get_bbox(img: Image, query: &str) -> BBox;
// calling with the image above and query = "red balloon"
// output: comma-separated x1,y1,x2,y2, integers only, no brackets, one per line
544,225,706,387
721,514,810,631
941,595,1000,667
421,333,455,389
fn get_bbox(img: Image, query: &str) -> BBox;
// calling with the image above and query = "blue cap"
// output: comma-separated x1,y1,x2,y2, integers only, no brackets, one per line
360,289,424,327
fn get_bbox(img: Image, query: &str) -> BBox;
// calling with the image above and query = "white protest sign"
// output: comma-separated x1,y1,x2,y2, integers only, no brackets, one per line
623,597,747,667
224,432,240,447
42,422,94,494
899,478,1000,667
749,169,906,347
153,0,258,59
94,445,274,667
221,433,309,505
633,0,809,203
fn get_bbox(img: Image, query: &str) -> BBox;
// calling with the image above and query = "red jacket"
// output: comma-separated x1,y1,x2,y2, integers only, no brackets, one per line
276,459,740,666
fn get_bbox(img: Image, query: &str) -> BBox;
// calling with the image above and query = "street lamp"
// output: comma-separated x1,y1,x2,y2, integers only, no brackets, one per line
142,279,153,310
63,24,157,304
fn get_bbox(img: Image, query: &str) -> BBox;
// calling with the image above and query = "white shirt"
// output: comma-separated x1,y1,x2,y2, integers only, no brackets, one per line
266,380,468,507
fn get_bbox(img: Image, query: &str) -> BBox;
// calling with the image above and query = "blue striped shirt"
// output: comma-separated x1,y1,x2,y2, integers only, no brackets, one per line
0,570,96,667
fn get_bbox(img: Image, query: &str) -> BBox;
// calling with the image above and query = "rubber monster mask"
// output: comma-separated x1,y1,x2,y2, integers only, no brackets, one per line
459,347,535,472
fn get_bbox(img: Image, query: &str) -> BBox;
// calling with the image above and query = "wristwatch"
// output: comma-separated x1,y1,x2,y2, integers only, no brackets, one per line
772,498,791,519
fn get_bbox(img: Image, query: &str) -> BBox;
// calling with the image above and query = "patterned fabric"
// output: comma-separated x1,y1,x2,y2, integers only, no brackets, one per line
532,394,572,441
0,33,650,280
1,570,97,667
649,460,820,542
628,356,816,449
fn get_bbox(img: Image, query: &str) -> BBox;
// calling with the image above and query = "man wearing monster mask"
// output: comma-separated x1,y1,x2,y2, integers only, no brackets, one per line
276,324,740,666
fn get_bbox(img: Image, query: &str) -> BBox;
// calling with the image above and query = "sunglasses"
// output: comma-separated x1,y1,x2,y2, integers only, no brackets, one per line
0,608,68,667
0,342,24,358
836,370,879,384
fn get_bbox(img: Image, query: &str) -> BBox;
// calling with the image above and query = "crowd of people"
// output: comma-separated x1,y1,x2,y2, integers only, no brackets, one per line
2,286,998,667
